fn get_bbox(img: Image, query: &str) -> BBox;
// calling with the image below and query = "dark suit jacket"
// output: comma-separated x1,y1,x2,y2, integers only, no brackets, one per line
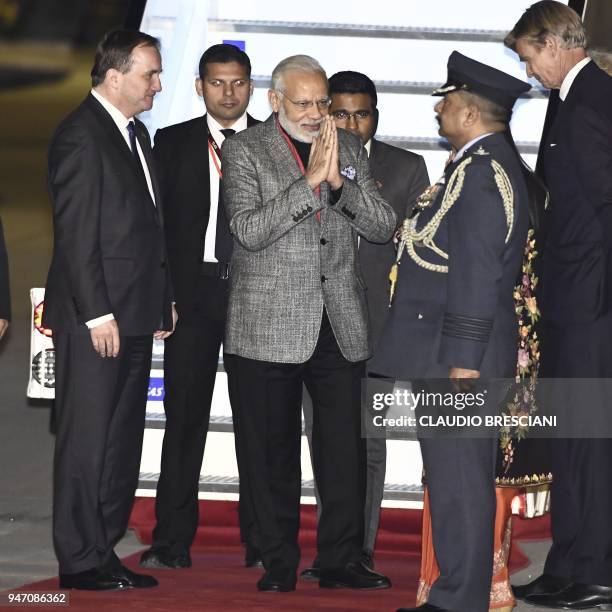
0,216,10,321
153,113,258,323
43,93,173,336
370,132,529,380
361,139,429,348
541,61,612,326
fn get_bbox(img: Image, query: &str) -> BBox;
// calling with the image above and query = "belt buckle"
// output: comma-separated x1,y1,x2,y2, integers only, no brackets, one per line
218,262,229,280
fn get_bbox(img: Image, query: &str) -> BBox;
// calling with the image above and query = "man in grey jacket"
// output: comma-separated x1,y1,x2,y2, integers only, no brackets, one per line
221,55,396,593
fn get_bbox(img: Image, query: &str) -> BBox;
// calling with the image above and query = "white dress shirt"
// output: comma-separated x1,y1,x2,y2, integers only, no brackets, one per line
559,56,591,101
204,112,248,262
86,89,156,329
90,89,155,203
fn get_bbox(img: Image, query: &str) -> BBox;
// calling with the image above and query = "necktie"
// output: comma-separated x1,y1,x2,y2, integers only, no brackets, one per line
215,128,236,263
127,120,147,185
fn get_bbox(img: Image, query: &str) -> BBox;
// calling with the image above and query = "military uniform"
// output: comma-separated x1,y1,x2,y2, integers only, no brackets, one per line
369,52,531,612
371,132,528,382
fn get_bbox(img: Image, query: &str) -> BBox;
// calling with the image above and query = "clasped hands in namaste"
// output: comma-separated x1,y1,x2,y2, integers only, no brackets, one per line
305,115,344,191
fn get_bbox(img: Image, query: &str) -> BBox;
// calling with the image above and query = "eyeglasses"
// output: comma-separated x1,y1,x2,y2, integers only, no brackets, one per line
278,91,332,111
330,110,373,121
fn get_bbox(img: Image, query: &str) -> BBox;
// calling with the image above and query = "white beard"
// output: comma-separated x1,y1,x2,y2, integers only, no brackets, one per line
277,105,320,143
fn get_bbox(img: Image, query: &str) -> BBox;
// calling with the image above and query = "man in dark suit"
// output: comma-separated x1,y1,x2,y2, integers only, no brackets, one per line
43,30,175,591
369,52,531,612
0,216,9,341
329,71,430,350
301,70,429,577
330,71,430,564
139,44,259,570
506,3,612,609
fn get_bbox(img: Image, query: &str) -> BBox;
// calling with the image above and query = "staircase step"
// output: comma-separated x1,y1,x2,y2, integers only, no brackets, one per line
138,473,424,502
209,19,507,42
250,75,547,100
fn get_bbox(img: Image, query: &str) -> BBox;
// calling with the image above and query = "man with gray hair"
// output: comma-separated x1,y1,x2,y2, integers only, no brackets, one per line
506,2,612,609
221,54,395,593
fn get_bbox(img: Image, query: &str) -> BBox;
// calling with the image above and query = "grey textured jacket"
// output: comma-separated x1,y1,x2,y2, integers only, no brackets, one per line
221,113,397,363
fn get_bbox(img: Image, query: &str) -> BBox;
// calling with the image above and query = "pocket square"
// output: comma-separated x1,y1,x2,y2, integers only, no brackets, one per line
340,165,356,180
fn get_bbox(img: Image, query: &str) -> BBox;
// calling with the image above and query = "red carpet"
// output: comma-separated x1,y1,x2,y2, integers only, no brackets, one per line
128,497,550,568
6,549,420,611
129,499,424,552
2,500,551,611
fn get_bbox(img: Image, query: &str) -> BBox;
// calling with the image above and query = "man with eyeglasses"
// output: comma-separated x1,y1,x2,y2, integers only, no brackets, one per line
221,54,396,593
301,70,429,578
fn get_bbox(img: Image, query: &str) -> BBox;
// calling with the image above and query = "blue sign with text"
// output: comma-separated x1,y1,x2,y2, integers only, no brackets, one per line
148,377,165,401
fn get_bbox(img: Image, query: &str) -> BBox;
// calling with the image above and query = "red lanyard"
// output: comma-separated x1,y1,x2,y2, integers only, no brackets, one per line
276,116,321,221
208,133,222,179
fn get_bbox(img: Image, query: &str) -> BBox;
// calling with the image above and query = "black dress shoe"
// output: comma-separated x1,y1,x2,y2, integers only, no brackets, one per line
319,561,391,590
256,567,297,592
512,572,571,600
361,550,374,570
244,543,264,569
300,556,320,581
140,546,191,569
109,564,158,588
59,568,130,591
526,582,612,610
396,605,449,612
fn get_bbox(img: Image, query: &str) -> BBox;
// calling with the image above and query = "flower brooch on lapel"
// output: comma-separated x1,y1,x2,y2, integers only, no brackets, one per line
340,165,356,181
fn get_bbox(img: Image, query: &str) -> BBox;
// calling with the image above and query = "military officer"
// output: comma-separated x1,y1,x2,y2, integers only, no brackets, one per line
369,52,531,612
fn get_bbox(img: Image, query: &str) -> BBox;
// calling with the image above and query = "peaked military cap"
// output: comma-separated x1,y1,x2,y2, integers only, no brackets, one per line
433,51,531,111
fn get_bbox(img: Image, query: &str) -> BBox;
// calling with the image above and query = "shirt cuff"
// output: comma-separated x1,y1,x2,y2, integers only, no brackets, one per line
85,313,115,329
329,184,344,205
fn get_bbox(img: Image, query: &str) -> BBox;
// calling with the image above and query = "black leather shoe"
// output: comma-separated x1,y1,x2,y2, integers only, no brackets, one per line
361,550,374,570
109,564,158,588
397,603,450,612
526,582,612,610
396,605,449,612
319,561,391,590
244,543,264,569
140,546,191,569
59,568,130,591
512,572,571,600
256,567,297,592
300,556,320,581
